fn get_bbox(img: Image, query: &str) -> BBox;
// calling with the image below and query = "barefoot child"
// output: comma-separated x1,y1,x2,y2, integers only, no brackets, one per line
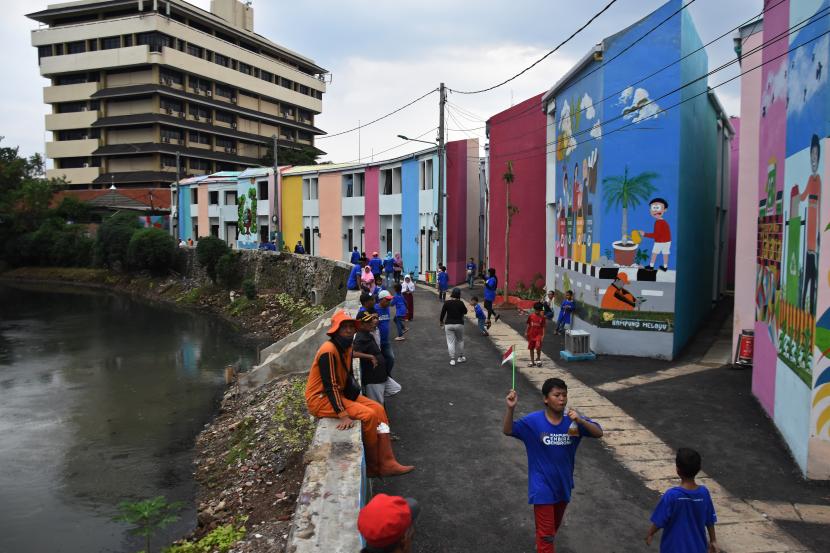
645,448,718,553
503,379,603,553
526,302,547,367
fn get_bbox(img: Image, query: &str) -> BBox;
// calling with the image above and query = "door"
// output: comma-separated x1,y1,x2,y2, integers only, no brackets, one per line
386,228,393,253
420,228,426,277
348,228,354,252
427,229,434,272
304,228,311,253
225,223,237,247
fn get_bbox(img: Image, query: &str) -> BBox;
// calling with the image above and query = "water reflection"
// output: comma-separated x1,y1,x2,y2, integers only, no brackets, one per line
0,283,255,553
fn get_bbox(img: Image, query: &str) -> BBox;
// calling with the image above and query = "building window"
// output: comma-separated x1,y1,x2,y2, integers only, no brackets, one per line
260,70,273,83
215,84,233,98
280,77,293,90
225,191,237,205
67,41,86,54
160,68,183,85
101,36,120,50
216,136,235,151
123,35,132,47
298,109,312,124
298,84,309,96
188,105,210,120
355,173,365,197
186,43,203,58
160,127,183,142
215,110,234,124
54,44,63,55
302,177,318,200
161,98,183,114
56,101,87,113
381,169,393,195
37,45,52,60
191,158,211,171
281,106,294,119
238,62,252,76
189,76,209,92
137,32,170,53
161,154,176,168
188,131,210,145
209,191,219,205
57,129,99,140
214,53,230,68
56,73,87,85
258,181,269,200
191,189,198,204
87,39,98,52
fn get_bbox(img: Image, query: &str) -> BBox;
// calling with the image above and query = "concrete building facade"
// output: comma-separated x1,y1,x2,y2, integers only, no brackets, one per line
543,0,733,359
733,0,830,479
28,0,326,190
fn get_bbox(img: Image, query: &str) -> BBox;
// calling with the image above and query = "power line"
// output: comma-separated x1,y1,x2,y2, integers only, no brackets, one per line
484,24,830,165
447,0,621,95
338,127,438,165
317,88,438,140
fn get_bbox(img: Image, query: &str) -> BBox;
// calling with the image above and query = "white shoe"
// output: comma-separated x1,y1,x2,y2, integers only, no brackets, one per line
457,356,467,363
449,359,456,366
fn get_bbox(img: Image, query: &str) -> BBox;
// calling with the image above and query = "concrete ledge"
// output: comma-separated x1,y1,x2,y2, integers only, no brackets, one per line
287,418,366,553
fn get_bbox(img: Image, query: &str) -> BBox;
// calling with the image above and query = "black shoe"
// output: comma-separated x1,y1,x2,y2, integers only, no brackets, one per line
644,265,654,271
660,265,668,271
495,314,501,322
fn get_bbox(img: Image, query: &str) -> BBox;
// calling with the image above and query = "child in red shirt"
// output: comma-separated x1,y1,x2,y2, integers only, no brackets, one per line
526,302,547,367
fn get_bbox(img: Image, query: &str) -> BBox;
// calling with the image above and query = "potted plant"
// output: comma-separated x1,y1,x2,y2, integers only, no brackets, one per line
602,166,657,266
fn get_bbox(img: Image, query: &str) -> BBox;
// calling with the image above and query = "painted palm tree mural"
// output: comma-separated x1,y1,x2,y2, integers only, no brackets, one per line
603,166,657,266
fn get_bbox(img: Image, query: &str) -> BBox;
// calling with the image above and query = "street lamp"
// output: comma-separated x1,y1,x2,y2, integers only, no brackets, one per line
397,134,437,145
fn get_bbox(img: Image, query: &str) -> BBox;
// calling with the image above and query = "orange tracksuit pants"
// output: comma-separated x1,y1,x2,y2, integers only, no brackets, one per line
306,393,388,450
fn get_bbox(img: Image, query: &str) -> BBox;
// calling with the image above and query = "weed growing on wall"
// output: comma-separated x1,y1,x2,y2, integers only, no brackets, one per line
273,293,326,330
164,517,247,553
114,496,183,553
225,417,256,465
273,379,315,452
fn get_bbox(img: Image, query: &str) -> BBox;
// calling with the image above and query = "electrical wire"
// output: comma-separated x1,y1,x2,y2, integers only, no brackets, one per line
337,127,438,165
316,88,438,140
447,0,621,94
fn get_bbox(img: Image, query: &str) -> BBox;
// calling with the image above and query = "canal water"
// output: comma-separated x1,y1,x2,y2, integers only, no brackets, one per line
0,283,256,553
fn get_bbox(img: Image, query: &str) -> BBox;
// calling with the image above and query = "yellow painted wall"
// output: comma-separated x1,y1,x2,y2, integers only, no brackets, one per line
281,175,303,249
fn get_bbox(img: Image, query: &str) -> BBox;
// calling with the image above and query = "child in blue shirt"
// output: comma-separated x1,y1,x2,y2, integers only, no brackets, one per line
466,257,477,288
556,290,575,335
347,263,362,291
503,378,603,553
646,448,718,553
372,275,386,300
391,283,409,340
437,265,449,301
471,296,487,336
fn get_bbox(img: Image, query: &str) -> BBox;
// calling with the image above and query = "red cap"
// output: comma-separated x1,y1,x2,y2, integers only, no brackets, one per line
358,494,419,548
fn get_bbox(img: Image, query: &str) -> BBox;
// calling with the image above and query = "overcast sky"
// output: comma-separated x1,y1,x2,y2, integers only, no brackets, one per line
4,0,760,165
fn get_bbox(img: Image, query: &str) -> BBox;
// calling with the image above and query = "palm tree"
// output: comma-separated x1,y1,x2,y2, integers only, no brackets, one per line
503,161,518,304
603,166,658,245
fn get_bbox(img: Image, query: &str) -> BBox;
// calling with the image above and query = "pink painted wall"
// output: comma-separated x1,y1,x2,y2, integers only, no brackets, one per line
318,173,342,259
487,94,547,292
197,185,209,237
727,117,740,288
732,29,763,360
446,139,468,284
364,167,380,255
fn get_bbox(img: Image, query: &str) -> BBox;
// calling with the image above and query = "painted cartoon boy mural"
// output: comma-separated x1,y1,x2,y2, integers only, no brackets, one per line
800,134,821,312
643,198,671,271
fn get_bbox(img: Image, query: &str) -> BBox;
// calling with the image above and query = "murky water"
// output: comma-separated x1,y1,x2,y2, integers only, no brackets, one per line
0,283,256,553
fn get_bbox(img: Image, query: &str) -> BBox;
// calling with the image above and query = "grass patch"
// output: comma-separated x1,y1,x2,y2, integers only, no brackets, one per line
165,517,247,553
227,297,259,317
177,287,204,305
273,378,316,452
273,293,326,331
225,417,256,465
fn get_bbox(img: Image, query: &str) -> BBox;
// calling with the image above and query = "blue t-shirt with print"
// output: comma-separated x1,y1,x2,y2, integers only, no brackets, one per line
558,299,575,324
391,294,408,317
484,276,498,301
347,264,361,290
375,304,391,345
383,258,395,273
466,262,477,274
474,304,486,320
511,410,599,504
437,271,449,291
369,257,383,275
651,486,717,553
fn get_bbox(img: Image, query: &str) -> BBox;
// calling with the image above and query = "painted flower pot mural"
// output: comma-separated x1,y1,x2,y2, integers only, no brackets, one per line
602,166,657,266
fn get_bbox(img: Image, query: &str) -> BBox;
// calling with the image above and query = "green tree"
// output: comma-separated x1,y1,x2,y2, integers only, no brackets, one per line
127,227,177,275
602,166,658,245
502,161,519,303
96,212,140,268
260,144,319,167
115,496,183,553
196,236,229,282
216,252,242,289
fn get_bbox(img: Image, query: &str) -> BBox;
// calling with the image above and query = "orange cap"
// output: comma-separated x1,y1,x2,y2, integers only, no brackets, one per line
326,310,357,335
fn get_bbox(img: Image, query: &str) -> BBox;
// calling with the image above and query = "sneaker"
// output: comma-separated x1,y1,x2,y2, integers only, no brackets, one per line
481,331,489,336
394,336,406,341
449,359,456,366
457,356,467,363
535,361,543,367
528,362,536,367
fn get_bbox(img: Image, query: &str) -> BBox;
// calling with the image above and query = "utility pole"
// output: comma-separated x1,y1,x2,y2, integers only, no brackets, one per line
272,134,281,248
437,82,446,267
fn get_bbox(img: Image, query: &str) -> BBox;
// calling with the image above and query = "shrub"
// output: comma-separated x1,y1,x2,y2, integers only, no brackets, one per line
196,236,229,282
96,212,140,269
242,278,256,299
50,226,94,267
216,252,241,289
127,228,177,275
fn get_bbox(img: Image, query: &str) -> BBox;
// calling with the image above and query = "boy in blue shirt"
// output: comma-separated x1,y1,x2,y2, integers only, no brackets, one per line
369,252,383,278
372,275,386,300
350,246,361,265
471,296,488,336
646,448,718,553
466,257,477,289
503,378,603,553
376,290,395,374
383,252,395,288
391,283,409,341
347,263,362,291
556,290,575,335
437,265,449,301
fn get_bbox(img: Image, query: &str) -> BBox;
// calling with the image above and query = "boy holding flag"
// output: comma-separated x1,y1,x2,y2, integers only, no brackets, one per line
503,378,603,553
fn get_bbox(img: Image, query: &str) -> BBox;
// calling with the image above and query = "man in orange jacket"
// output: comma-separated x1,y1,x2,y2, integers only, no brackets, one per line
305,310,414,477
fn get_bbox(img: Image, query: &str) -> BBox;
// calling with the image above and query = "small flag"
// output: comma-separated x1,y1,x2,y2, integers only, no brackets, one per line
501,346,515,366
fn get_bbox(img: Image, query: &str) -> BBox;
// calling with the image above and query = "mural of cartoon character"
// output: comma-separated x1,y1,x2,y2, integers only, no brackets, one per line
600,272,638,311
799,134,821,313
643,197,671,271
575,162,584,262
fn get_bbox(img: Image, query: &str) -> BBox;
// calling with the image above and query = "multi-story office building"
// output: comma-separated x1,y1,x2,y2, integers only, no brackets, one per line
28,0,327,190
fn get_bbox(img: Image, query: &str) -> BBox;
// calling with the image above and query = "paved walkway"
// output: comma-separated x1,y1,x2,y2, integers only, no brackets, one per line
373,287,829,552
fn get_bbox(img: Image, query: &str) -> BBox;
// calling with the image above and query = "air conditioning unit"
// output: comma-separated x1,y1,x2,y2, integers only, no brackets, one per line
83,162,89,168
206,90,212,97
224,146,231,153
161,136,170,143
82,135,88,140
178,112,185,118
231,122,237,129
230,97,237,104
164,107,172,114
194,115,200,121
206,118,212,124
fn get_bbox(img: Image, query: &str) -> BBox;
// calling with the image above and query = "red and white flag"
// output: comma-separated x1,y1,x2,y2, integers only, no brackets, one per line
501,346,515,366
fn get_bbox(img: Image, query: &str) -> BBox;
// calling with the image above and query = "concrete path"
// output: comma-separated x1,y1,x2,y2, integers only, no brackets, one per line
373,287,829,552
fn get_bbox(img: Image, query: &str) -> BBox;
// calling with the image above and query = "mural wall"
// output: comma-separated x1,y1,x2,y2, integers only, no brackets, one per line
236,177,258,249
547,0,692,359
752,0,830,478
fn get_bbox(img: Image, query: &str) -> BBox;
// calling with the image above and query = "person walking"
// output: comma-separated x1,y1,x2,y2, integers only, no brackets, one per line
369,252,383,278
439,288,468,366
361,266,376,295
484,267,500,324
391,283,409,340
352,312,390,404
304,310,413,477
437,265,449,302
393,252,404,284
402,275,415,321
383,252,395,288
350,246,361,265
466,257,477,289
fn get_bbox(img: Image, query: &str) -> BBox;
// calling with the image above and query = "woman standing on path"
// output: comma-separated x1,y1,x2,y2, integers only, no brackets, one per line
484,268,501,324
402,275,415,320
439,288,468,366
393,252,404,284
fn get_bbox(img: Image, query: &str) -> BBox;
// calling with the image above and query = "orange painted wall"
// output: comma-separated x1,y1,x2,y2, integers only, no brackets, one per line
318,173,342,259
197,185,209,237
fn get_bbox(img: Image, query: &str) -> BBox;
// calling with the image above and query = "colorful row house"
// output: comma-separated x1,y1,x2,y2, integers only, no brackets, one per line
280,138,480,280
540,0,733,359
732,0,830,478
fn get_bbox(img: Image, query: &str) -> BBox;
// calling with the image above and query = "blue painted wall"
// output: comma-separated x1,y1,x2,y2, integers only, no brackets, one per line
674,8,716,353
401,158,420,274
177,185,192,241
